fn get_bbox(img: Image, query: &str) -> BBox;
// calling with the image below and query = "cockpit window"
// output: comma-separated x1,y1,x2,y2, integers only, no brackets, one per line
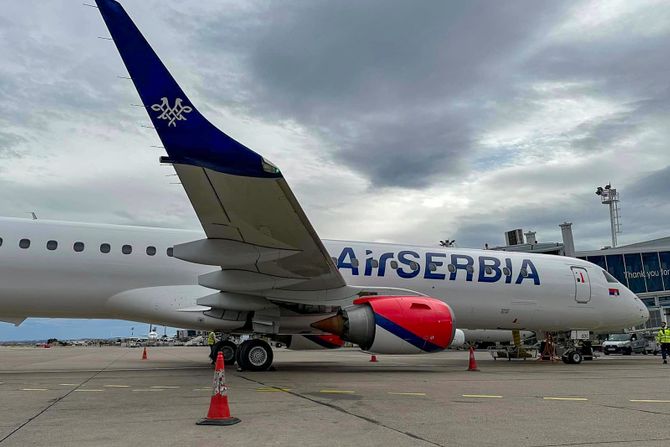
603,270,619,284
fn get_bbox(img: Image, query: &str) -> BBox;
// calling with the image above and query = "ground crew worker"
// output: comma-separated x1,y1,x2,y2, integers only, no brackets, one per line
656,322,670,364
208,331,217,364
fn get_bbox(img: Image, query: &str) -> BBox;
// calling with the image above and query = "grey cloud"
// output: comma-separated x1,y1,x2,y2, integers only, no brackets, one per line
181,1,569,188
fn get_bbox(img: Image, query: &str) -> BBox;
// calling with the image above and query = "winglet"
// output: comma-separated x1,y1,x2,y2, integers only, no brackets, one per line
95,0,281,178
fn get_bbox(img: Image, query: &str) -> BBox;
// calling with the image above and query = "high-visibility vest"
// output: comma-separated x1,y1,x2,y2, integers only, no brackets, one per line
207,332,216,345
657,328,670,344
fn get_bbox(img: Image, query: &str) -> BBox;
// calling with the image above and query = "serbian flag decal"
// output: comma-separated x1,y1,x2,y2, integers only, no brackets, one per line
609,288,620,296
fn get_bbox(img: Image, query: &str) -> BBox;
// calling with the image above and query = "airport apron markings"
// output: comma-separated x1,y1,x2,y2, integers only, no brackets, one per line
13,386,670,404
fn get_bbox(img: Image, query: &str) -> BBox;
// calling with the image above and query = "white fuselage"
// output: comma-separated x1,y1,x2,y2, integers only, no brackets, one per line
0,217,648,332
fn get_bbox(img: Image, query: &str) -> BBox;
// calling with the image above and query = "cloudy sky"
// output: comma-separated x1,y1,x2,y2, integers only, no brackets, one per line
1,0,669,339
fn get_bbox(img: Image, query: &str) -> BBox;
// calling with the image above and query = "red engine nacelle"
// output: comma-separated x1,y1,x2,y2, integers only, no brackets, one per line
312,296,455,354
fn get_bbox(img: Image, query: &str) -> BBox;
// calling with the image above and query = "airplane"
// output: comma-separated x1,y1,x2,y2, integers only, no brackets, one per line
0,0,648,371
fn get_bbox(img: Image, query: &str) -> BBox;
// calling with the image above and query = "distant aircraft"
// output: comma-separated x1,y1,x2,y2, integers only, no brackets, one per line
0,0,648,371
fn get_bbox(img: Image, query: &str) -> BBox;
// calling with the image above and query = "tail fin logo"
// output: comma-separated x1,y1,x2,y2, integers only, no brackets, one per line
151,97,193,127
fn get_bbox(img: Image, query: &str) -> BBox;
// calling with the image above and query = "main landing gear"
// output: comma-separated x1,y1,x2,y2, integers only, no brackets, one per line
211,339,274,372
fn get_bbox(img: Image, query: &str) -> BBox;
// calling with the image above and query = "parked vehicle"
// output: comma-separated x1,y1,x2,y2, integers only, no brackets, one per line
645,339,660,355
602,333,646,355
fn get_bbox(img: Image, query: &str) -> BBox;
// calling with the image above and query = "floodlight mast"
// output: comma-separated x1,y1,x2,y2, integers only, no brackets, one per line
595,183,621,247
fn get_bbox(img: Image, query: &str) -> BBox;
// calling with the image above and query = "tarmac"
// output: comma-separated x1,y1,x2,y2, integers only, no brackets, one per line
1,346,669,447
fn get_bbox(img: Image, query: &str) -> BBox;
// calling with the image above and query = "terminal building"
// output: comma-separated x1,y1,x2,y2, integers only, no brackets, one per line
492,226,670,331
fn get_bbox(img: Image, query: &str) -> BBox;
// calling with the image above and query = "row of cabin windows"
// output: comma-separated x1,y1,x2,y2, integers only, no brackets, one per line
4,237,173,257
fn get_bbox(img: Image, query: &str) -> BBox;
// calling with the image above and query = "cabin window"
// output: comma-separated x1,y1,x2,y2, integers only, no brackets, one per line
390,260,399,269
520,268,528,277
122,244,132,255
447,264,456,273
167,247,174,257
351,258,360,268
46,240,58,251
331,257,338,264
19,239,30,249
410,261,419,271
502,267,511,276
100,243,111,254
0,237,3,247
429,263,437,272
73,242,85,252
466,265,474,274
371,259,379,268
485,266,493,275
146,246,156,256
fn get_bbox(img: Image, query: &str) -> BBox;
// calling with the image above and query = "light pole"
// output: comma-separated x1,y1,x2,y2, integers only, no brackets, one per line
595,183,621,248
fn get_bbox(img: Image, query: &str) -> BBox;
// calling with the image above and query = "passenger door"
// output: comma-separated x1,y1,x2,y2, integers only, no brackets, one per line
571,267,591,303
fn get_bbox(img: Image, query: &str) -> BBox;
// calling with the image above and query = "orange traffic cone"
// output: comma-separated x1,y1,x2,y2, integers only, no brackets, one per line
467,346,480,371
196,351,240,426
370,355,378,363
141,347,148,360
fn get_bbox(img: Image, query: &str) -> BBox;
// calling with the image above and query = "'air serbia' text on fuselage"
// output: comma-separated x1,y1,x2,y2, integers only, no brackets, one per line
336,247,540,285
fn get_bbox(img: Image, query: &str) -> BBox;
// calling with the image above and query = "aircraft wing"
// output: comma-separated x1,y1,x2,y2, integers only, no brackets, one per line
96,0,352,301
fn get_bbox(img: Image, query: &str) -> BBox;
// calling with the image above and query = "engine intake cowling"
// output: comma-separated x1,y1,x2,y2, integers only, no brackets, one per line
312,296,455,354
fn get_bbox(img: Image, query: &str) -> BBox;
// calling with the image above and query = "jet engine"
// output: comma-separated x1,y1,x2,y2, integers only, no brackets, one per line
312,296,455,354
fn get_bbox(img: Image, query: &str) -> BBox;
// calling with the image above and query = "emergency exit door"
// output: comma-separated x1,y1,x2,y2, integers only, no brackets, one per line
571,267,591,303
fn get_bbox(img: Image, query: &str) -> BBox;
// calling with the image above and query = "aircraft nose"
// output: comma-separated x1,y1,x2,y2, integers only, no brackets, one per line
628,290,649,326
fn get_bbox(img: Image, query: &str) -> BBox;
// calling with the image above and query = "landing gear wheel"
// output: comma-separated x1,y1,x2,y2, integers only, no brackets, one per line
237,339,274,372
219,340,237,366
211,340,237,366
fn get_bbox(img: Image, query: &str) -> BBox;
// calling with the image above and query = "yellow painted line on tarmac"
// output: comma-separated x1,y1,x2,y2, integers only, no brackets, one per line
151,386,180,389
630,399,670,403
543,397,588,401
462,394,503,399
256,387,292,392
21,388,48,391
320,389,355,394
74,389,104,392
388,392,427,397
104,385,130,388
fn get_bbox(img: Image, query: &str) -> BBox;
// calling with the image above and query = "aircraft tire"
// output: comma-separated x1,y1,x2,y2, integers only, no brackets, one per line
237,339,274,372
211,340,237,366
219,340,237,366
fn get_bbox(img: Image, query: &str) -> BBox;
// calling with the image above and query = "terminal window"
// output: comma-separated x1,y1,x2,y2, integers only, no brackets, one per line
624,253,646,294
642,252,664,292
660,252,670,291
